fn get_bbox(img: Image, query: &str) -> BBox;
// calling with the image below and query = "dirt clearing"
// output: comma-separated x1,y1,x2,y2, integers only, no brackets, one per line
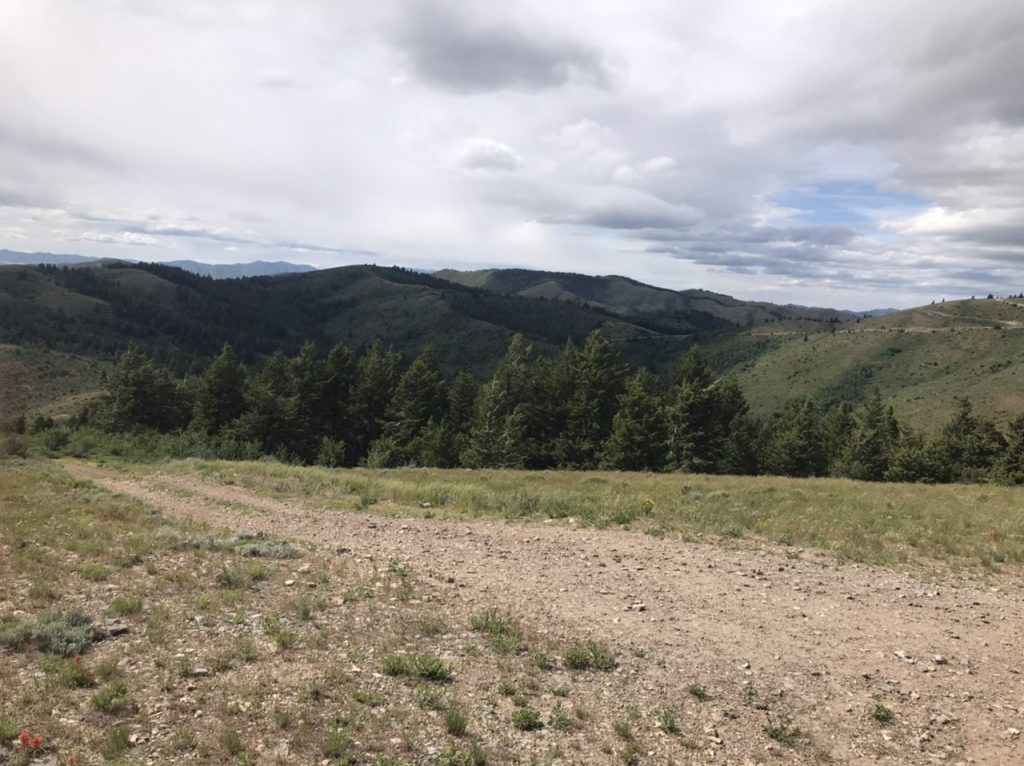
64,463,1024,765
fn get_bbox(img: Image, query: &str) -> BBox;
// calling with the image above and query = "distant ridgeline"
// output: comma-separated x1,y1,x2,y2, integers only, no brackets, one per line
13,335,1024,486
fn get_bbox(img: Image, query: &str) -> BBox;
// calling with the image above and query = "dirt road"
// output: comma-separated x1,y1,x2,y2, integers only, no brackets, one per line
69,464,1024,765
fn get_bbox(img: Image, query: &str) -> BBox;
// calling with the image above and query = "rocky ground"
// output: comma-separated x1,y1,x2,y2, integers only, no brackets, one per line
36,463,1022,765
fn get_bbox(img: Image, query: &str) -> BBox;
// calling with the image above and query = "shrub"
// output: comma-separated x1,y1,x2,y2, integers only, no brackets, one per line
0,610,97,657
92,682,130,714
511,706,543,731
438,743,487,766
872,703,894,724
109,595,143,617
562,641,617,671
382,653,453,682
445,705,469,736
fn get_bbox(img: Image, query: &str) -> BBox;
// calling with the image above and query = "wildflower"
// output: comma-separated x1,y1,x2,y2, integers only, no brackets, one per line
18,731,30,746
74,654,82,664
31,735,42,750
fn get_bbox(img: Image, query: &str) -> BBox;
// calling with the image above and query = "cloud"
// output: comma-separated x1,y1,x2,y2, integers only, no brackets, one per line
2,0,1024,306
393,3,609,93
449,138,522,172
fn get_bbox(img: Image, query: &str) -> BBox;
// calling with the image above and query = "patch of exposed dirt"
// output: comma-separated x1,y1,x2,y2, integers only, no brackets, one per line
68,464,1024,765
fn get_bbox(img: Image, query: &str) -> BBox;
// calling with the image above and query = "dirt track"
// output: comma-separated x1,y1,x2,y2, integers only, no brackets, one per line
69,464,1024,765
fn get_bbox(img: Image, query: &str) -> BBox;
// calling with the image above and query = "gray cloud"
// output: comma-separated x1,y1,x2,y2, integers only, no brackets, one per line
394,3,609,93
2,0,1024,306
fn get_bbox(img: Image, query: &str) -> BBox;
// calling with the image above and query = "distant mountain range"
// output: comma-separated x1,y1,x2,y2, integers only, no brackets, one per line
0,249,316,278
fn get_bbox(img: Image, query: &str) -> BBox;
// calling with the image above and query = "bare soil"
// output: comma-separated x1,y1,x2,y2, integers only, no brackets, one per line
68,464,1024,765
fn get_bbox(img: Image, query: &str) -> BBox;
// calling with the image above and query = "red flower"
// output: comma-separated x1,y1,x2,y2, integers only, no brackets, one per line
31,735,42,750
74,654,82,664
18,731,30,745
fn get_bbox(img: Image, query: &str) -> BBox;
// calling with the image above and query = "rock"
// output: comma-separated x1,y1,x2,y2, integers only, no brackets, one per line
284,579,296,587
105,618,130,636
932,655,948,665
273,741,290,757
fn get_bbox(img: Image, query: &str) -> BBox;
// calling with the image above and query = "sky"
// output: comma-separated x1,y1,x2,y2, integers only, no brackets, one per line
1,1,1023,309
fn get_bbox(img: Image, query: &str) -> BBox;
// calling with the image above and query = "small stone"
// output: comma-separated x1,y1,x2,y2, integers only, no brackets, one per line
933,655,948,665
105,618,130,636
1007,728,1021,739
274,742,290,757
284,579,296,587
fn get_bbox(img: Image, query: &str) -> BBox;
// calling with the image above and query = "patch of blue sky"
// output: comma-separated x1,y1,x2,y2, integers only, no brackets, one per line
773,180,930,230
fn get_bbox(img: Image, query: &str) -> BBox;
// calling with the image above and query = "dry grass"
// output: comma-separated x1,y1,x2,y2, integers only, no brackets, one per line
129,458,1024,568
0,460,720,764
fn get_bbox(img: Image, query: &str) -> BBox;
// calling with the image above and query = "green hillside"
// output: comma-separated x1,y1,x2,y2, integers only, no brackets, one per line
435,268,852,326
0,262,719,380
711,299,1024,429
4,262,1024,431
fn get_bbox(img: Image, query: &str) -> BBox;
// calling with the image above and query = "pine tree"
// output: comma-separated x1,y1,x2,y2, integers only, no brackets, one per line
288,342,328,462
992,415,1024,485
191,344,246,435
761,399,828,477
349,340,402,463
372,347,448,466
99,345,187,433
553,331,627,469
665,350,747,474
320,344,356,463
600,368,667,471
720,413,761,475
462,335,536,468
461,381,528,468
927,397,1006,482
835,389,899,480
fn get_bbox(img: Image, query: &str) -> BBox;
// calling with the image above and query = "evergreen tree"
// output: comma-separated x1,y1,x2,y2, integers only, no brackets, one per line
820,402,855,473
553,331,627,469
835,389,899,480
528,342,578,468
372,347,448,466
721,413,761,475
445,372,479,462
99,345,188,433
992,415,1024,485
666,350,747,474
288,342,329,462
349,340,402,463
227,351,296,459
926,397,1006,482
761,399,828,477
600,368,667,471
462,334,536,468
883,428,933,483
461,381,528,468
320,344,356,463
191,344,246,435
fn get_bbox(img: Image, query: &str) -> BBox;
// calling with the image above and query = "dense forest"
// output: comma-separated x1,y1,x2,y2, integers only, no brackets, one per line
17,332,1024,485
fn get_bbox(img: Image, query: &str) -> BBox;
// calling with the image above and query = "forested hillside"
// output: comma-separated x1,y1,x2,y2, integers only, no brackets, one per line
18,336,1024,487
0,262,721,378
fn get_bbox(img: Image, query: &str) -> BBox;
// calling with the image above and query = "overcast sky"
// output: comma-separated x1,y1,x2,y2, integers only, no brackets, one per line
2,1,1023,308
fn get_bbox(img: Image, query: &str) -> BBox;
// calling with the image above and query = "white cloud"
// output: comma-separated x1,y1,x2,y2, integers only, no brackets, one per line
0,0,1022,305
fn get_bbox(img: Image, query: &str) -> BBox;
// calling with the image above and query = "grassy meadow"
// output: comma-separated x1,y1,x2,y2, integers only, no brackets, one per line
109,458,1024,569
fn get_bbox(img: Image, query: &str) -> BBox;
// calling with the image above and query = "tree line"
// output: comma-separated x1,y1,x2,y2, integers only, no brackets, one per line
54,332,1024,484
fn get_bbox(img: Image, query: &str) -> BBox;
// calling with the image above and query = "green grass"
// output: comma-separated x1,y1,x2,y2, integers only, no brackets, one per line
382,653,454,682
469,609,523,654
135,458,1024,567
563,642,617,671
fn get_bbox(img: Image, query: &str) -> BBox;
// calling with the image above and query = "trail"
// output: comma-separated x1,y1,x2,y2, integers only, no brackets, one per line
68,463,1024,765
